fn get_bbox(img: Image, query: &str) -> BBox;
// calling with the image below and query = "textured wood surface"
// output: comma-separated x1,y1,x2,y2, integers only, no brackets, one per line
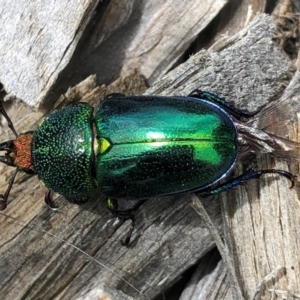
0,0,271,108
0,0,100,107
1,1,300,300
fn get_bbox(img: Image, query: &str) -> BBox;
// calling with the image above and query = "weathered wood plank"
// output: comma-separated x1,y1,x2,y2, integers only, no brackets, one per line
0,0,101,107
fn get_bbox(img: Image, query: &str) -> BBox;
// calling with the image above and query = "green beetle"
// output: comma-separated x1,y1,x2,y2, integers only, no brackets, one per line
0,91,294,244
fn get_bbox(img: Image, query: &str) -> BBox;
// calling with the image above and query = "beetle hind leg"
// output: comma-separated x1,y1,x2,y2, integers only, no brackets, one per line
104,93,126,99
199,168,295,197
188,89,259,120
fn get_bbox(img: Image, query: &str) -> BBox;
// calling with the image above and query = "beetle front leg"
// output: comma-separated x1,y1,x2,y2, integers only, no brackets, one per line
0,168,18,210
107,198,147,246
107,198,136,246
44,190,59,210
199,169,295,197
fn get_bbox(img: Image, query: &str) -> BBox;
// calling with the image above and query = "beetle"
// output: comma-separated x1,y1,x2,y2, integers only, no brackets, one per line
0,91,295,244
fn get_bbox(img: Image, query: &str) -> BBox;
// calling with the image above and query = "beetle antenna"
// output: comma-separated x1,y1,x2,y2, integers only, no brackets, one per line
0,98,18,137
0,168,18,210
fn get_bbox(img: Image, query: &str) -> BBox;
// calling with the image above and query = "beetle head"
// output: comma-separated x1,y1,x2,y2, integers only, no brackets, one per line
0,99,36,210
0,133,35,173
0,99,35,173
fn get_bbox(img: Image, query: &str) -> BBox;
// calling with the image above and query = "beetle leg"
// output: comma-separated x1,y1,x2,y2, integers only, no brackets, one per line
120,213,136,247
107,198,135,246
199,169,295,197
0,98,18,137
188,90,259,120
0,168,18,210
107,198,146,246
107,198,118,211
44,190,59,211
104,93,126,99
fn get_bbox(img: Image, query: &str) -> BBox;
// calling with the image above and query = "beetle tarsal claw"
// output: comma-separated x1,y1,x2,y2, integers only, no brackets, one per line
0,195,7,210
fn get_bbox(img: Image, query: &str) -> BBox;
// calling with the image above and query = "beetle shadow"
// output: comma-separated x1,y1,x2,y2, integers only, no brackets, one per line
43,150,300,250
45,1,146,108
73,186,223,249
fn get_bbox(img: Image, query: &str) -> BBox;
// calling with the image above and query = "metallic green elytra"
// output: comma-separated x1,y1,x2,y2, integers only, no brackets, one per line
95,96,237,199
